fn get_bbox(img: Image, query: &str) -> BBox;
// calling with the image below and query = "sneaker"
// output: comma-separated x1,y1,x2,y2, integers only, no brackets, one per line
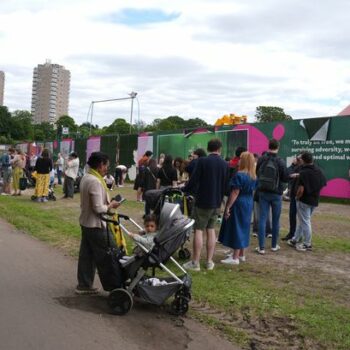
239,256,246,262
252,232,257,237
255,247,265,255
287,239,297,247
271,245,281,252
42,197,48,202
75,286,99,295
281,234,293,241
206,261,215,270
1,192,9,196
221,257,239,265
223,250,233,258
266,234,272,238
183,260,201,271
296,243,312,252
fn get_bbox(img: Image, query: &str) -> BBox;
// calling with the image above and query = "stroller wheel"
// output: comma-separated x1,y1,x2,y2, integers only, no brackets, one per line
31,195,37,201
178,248,191,260
51,196,57,201
171,296,189,316
108,288,133,316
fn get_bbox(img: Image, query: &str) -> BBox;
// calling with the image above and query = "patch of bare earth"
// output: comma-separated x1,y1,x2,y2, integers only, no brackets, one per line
199,201,350,349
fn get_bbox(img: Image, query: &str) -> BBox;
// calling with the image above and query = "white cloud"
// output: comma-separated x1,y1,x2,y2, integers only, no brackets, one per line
0,0,350,127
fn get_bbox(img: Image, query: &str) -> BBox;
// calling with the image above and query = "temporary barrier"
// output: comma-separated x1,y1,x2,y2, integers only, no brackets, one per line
13,115,349,199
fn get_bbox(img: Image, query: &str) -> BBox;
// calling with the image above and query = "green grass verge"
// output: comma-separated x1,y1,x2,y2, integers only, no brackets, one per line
0,194,349,349
312,235,350,253
191,266,350,349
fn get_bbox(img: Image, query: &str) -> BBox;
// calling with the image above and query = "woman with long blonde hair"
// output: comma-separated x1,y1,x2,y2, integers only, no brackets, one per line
218,151,257,265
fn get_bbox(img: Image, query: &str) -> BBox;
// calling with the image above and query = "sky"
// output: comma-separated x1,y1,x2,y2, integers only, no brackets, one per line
1,0,350,127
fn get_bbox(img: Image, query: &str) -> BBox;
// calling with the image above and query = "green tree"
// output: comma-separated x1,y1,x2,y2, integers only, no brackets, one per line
183,118,209,128
0,106,12,138
34,122,56,141
255,106,292,123
78,122,100,138
56,115,78,137
158,116,185,130
104,118,132,134
11,110,34,141
133,120,147,132
144,116,209,131
0,135,13,144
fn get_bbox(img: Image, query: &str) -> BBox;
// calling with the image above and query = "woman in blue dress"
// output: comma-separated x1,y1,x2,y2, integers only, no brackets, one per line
218,152,257,265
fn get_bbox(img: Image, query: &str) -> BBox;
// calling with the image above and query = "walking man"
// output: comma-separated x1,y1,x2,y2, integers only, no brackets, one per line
183,138,229,271
288,152,326,251
256,139,289,254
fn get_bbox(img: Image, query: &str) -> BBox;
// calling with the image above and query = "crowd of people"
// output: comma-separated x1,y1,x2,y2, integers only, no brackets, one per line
0,148,80,201
0,139,328,293
132,137,327,272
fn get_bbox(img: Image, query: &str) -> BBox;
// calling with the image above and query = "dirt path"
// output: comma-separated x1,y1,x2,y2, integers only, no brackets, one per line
0,218,239,350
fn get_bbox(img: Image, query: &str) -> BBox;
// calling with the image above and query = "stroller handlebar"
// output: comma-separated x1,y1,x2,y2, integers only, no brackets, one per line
100,213,144,231
100,213,130,225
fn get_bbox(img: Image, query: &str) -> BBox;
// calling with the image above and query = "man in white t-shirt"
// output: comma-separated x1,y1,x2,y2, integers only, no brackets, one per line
56,153,64,185
103,173,115,190
115,164,127,187
29,152,38,171
63,152,79,199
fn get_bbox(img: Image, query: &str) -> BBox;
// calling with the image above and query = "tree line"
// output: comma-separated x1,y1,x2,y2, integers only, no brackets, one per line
0,105,292,144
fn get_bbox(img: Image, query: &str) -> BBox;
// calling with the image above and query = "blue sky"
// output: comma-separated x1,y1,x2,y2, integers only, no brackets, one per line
0,0,349,127
104,8,181,26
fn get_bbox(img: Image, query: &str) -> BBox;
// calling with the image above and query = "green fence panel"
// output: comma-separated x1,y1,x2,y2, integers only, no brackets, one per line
119,134,138,167
100,135,118,172
75,138,87,167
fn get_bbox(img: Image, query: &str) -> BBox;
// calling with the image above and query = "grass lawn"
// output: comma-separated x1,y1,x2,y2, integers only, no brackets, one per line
0,185,349,350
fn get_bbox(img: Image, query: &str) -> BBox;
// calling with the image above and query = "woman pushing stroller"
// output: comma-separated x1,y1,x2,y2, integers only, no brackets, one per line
76,152,122,295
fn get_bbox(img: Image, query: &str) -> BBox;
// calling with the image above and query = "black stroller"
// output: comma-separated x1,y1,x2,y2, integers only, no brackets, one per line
31,187,56,201
101,202,195,316
144,188,194,260
144,187,194,217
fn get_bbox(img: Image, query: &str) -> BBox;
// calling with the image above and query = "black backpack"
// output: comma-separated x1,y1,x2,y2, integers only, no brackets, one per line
258,156,280,192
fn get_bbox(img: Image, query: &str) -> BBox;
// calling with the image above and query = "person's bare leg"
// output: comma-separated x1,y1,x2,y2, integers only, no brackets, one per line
233,249,240,260
239,248,245,257
192,229,203,263
206,228,216,262
136,187,142,201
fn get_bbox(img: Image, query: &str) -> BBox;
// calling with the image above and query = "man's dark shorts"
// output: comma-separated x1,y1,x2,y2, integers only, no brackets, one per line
192,206,220,230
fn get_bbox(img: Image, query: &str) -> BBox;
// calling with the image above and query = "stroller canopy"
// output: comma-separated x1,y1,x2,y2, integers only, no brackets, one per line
153,203,193,262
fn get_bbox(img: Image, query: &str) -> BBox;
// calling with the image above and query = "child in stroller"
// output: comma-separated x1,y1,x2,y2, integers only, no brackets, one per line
144,187,194,260
101,202,194,316
128,214,158,251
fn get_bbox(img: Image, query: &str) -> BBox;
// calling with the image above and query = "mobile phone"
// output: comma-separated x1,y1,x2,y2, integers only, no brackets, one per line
113,194,126,204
